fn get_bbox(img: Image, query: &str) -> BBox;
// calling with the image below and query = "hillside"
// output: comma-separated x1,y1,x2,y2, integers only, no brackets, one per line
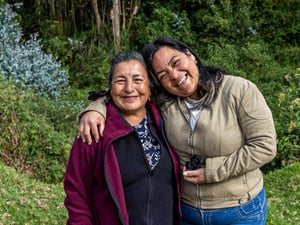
0,161,299,224
0,161,67,224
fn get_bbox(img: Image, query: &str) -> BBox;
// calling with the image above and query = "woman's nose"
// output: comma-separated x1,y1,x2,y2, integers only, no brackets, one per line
124,81,134,92
168,69,178,80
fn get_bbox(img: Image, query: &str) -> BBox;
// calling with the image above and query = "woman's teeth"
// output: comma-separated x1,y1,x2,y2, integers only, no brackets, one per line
177,75,186,86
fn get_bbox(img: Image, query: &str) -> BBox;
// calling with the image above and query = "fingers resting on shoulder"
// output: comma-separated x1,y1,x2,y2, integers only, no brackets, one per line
77,111,105,145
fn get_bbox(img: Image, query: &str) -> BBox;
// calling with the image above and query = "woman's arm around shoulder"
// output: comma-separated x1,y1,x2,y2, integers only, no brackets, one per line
77,96,107,144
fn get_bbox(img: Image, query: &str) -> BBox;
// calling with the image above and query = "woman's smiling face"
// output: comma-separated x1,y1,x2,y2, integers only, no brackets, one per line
110,59,150,117
151,47,200,99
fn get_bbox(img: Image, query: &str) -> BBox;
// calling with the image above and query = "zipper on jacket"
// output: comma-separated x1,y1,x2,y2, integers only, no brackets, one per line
188,132,194,155
180,98,203,209
189,129,202,209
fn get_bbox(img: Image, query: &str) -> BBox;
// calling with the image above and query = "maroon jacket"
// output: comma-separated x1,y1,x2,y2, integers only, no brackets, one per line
64,101,181,225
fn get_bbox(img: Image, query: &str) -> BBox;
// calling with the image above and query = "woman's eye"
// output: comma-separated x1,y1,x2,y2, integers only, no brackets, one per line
134,78,144,83
172,59,180,67
157,73,167,81
114,79,125,83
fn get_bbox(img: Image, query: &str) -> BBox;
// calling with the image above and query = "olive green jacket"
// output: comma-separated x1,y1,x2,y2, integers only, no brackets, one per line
82,75,277,209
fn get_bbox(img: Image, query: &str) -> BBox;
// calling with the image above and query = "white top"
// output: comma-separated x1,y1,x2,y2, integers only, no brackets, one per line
184,98,202,130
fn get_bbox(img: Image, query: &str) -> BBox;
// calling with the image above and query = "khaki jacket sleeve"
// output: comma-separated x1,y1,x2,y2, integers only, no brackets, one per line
77,96,107,121
205,80,277,183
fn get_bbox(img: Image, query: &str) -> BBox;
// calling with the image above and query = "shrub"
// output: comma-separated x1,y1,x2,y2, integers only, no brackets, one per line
34,16,113,91
0,3,68,99
0,74,83,183
271,68,300,169
131,7,197,49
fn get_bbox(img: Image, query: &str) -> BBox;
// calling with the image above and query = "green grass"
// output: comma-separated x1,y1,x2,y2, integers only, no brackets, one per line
0,161,299,224
0,161,67,225
265,162,300,225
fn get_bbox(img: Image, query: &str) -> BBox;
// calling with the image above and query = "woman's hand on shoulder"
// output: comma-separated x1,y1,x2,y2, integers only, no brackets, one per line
77,111,105,145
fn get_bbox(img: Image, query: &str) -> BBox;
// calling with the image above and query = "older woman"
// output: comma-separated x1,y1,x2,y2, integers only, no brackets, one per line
64,51,181,225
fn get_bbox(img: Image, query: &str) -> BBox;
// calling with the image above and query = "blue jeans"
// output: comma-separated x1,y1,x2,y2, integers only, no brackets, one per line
181,188,267,225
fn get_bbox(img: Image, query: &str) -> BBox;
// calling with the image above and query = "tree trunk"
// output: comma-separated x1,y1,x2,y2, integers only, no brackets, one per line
56,0,64,33
111,0,121,50
128,0,140,29
91,0,101,47
48,0,55,19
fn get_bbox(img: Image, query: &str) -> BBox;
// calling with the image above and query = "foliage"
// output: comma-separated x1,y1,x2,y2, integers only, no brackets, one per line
205,43,247,77
205,40,288,83
36,21,114,89
0,2,21,46
189,0,254,42
0,3,68,98
130,6,197,49
67,44,111,90
0,0,298,181
0,74,83,183
251,0,300,47
6,0,298,91
271,69,300,169
39,22,113,90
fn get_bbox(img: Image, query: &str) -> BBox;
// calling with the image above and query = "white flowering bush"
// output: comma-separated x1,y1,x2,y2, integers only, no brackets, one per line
0,3,68,98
